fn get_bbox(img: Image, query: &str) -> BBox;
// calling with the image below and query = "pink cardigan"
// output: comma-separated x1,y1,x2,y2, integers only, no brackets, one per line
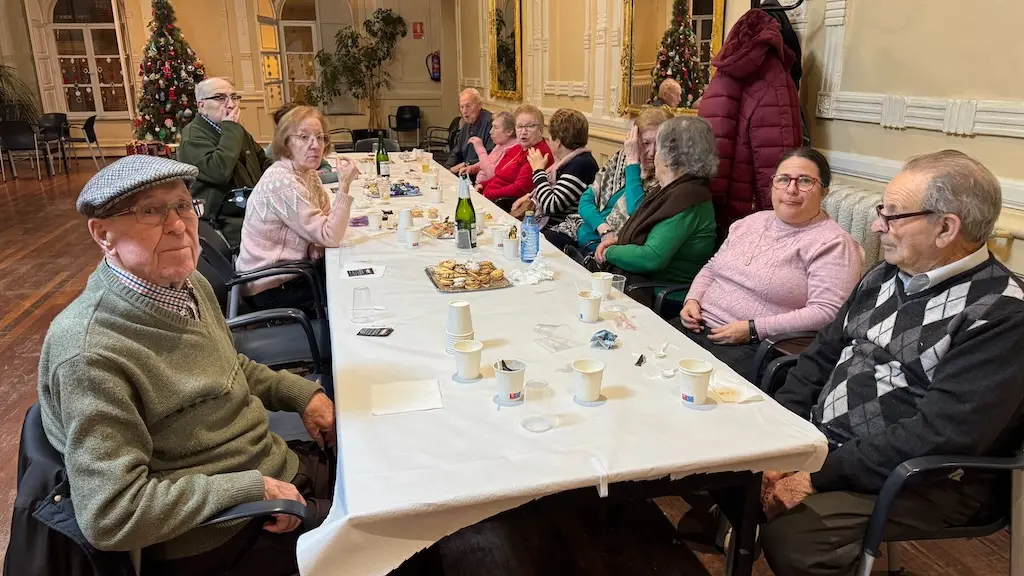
236,159,353,294
685,210,864,338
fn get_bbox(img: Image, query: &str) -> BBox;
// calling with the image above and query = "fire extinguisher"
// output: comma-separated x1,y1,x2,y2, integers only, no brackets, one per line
425,51,441,82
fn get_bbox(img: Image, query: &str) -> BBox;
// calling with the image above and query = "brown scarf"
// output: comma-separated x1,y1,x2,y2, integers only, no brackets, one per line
616,175,712,246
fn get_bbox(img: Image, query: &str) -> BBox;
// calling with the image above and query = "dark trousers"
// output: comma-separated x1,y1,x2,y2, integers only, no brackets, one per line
670,318,759,379
542,229,576,252
142,442,332,576
761,484,988,576
246,276,320,319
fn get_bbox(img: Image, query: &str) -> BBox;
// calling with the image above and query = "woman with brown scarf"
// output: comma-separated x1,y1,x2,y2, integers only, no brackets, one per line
595,116,719,316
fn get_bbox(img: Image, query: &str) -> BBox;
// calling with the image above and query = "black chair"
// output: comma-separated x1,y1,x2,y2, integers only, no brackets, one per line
419,116,461,163
6,403,312,576
757,357,1023,576
66,115,105,169
328,128,355,153
354,137,400,153
37,113,70,174
0,120,55,180
749,331,817,385
388,105,421,150
625,281,691,320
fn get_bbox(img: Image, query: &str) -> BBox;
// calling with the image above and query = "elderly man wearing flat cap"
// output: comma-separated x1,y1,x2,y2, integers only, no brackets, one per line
36,155,334,575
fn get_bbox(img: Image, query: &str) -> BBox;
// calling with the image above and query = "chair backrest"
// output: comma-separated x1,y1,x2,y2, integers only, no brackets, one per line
824,184,884,273
446,116,461,151
195,248,231,312
198,219,234,261
37,113,68,140
82,115,98,142
354,138,400,153
0,120,39,150
396,105,420,120
328,128,354,153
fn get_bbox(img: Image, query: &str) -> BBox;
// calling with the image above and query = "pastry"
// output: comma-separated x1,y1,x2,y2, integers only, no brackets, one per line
490,269,505,280
439,259,456,269
438,278,454,287
452,277,467,288
410,208,424,218
465,281,481,290
427,207,439,219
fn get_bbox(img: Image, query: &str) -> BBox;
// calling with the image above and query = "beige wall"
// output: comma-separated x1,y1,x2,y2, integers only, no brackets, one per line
0,0,41,107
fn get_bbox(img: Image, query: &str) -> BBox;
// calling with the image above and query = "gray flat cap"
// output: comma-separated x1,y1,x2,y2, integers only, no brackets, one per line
76,155,199,217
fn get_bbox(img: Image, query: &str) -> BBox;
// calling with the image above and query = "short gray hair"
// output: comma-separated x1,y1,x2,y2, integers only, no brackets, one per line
195,77,232,101
459,88,482,104
655,116,718,179
903,150,1001,245
493,110,515,134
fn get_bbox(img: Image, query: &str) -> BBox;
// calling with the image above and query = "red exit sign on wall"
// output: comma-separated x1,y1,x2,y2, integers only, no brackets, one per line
413,22,424,39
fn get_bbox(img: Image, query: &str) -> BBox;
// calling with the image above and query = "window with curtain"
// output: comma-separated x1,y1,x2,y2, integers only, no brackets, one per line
51,0,130,116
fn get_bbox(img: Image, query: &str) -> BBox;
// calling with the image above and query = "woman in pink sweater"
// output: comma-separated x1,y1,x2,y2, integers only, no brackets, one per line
677,148,864,377
236,106,359,311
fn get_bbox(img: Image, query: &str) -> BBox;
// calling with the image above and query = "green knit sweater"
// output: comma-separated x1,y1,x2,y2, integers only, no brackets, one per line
36,262,321,560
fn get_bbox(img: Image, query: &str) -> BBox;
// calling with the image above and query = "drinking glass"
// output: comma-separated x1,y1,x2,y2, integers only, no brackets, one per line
603,274,629,312
420,150,431,173
351,286,373,324
521,380,554,433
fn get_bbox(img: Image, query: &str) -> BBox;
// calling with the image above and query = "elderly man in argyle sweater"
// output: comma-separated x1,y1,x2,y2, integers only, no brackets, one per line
761,150,1024,576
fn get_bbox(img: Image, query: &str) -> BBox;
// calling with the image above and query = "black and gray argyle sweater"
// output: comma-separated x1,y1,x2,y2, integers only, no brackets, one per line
778,254,1024,493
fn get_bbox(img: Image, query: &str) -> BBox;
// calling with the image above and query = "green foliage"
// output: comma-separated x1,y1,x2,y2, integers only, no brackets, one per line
649,0,706,108
0,65,40,121
307,8,407,128
494,8,516,90
134,0,206,143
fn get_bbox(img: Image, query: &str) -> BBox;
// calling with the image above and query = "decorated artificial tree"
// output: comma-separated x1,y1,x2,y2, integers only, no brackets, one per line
134,0,206,143
648,0,705,108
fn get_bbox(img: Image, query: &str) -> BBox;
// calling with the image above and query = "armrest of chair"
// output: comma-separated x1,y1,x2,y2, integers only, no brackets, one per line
227,267,326,320
227,308,323,374
750,331,817,383
199,499,312,528
759,355,798,395
624,281,690,318
859,452,1024,563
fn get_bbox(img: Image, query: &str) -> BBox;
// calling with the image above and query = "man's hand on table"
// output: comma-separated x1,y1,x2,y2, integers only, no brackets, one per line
450,163,466,174
301,391,336,448
762,471,814,520
262,476,306,533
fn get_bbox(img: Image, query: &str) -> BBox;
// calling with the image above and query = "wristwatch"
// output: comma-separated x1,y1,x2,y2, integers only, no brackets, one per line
748,319,759,344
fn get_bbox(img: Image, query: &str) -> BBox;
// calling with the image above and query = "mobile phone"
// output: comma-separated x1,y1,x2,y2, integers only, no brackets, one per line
357,327,394,337
347,268,375,277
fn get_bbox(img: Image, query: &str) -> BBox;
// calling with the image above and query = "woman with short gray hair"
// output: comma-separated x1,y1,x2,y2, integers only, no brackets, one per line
594,116,719,316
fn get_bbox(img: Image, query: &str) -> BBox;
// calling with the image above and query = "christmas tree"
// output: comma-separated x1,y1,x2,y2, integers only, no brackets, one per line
649,0,705,108
134,0,206,143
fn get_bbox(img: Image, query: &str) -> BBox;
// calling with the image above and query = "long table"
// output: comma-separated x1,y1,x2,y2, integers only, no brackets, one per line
297,154,828,575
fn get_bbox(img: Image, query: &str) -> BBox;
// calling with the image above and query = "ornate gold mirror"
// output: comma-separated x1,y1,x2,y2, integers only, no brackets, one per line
620,0,725,116
489,0,522,100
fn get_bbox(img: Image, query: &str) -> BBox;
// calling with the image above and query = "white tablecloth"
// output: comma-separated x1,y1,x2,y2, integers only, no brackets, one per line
296,156,828,575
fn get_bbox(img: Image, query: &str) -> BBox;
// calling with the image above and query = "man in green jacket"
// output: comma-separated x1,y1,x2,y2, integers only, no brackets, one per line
38,155,334,574
178,77,273,246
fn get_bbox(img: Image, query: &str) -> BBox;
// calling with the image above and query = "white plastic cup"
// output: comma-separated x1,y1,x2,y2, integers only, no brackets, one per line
447,300,474,335
572,359,605,402
397,208,413,243
494,359,526,403
577,290,602,323
491,227,507,248
405,227,422,248
453,340,483,380
428,184,443,203
475,211,487,230
591,272,613,299
367,212,382,231
425,171,438,188
609,274,627,300
503,236,520,260
678,358,713,405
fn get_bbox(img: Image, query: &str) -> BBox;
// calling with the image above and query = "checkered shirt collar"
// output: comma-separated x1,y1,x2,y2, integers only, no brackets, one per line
106,259,201,321
200,114,222,134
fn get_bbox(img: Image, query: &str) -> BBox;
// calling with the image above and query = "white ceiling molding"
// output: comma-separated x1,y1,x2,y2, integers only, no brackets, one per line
824,149,1024,212
541,0,590,98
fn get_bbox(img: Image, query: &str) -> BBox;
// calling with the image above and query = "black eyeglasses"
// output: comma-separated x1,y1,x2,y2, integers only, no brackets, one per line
202,93,242,103
874,204,935,232
105,199,205,226
773,174,822,192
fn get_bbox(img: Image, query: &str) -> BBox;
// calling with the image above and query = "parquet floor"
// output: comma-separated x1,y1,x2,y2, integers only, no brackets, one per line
0,164,1011,574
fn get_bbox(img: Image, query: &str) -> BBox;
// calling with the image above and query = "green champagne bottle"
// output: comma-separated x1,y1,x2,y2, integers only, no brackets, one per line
455,176,477,250
376,135,390,177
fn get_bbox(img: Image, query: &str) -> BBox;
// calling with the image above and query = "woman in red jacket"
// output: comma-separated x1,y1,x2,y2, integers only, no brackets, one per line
478,104,552,211
697,9,803,238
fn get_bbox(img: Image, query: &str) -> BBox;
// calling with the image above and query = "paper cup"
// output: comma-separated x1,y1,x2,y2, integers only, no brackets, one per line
453,340,483,379
491,227,506,248
494,359,526,402
503,236,520,260
447,300,473,335
678,358,713,405
572,359,605,402
405,228,421,248
591,272,613,299
577,290,602,323
367,212,382,231
475,211,487,230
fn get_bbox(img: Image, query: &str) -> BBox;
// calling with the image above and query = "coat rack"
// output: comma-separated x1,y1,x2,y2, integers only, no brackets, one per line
754,0,805,11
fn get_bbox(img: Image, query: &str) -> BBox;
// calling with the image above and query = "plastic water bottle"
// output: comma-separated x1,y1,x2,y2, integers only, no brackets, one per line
521,210,540,263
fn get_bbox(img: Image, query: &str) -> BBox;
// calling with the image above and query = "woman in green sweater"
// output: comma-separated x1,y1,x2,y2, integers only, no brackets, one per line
595,116,718,316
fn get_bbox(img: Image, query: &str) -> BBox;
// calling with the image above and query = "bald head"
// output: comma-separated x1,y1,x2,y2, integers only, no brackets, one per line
459,88,483,123
658,79,682,108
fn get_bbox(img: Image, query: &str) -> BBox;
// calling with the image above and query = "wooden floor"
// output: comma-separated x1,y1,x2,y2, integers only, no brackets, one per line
0,165,1012,574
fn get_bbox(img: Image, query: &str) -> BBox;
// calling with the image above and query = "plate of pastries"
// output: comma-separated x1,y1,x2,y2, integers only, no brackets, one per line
425,259,511,293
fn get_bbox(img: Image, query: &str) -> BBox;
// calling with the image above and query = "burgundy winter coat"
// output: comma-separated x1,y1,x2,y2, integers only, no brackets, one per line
698,9,803,235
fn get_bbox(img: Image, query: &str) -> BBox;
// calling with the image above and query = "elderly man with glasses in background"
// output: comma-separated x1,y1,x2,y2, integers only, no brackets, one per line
36,155,335,575
178,77,273,247
447,87,494,177
759,150,1024,576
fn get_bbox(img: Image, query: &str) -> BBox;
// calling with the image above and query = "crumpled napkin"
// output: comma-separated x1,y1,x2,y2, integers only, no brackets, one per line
508,255,555,285
590,330,619,350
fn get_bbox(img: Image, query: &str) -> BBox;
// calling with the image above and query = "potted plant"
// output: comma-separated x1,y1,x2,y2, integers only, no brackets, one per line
0,65,40,121
307,8,408,130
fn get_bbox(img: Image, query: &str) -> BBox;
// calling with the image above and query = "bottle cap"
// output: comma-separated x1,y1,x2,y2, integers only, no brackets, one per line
525,210,535,216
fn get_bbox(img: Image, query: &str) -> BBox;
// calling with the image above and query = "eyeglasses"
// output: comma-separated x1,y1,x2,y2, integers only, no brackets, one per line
290,133,330,147
773,174,822,192
515,123,540,131
105,199,205,226
874,204,935,232
202,93,242,104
